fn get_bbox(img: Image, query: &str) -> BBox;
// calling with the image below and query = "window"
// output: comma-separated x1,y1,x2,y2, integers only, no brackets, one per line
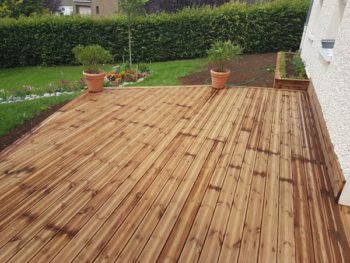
77,6,91,15
96,6,99,15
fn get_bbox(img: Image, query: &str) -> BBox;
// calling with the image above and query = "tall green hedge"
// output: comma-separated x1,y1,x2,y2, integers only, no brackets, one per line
0,0,309,68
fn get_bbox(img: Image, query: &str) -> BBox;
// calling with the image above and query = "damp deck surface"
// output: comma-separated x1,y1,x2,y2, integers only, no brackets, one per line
0,86,350,263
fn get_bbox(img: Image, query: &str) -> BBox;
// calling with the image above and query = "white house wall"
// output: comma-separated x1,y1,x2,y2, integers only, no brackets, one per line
300,0,350,205
59,5,74,15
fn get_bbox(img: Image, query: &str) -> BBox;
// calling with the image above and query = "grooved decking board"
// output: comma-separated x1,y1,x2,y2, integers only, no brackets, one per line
0,86,349,263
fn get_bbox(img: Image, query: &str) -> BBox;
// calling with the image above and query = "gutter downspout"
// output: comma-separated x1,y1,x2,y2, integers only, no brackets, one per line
300,0,314,51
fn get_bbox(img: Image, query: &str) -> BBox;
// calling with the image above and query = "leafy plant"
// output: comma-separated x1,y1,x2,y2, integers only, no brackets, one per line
0,89,10,101
106,68,146,85
137,63,151,73
72,45,112,74
292,53,307,79
279,52,287,78
207,41,241,72
114,63,131,73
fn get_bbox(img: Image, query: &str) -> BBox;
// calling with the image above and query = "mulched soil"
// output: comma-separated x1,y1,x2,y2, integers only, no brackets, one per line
180,53,277,87
285,52,299,79
0,101,69,152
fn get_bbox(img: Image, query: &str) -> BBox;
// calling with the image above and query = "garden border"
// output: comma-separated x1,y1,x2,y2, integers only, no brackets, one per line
273,51,309,91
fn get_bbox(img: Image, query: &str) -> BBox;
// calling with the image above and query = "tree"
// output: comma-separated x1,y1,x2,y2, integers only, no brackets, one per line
0,0,45,18
119,0,148,68
44,0,61,13
145,0,230,13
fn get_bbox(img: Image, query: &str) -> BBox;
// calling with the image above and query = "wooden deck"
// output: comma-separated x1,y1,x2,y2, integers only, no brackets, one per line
0,86,349,262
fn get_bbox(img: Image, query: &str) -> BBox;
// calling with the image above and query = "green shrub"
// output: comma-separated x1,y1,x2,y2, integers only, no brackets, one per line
0,0,309,68
72,45,112,73
137,63,151,74
279,52,287,78
292,53,307,79
208,41,241,72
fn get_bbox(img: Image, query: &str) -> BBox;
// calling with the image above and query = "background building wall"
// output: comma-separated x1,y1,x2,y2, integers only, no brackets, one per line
91,0,118,16
300,0,350,205
74,0,118,16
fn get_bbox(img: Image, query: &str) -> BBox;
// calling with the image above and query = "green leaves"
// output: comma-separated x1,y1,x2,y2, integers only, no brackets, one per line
119,0,148,17
72,45,112,73
207,41,242,72
0,0,309,68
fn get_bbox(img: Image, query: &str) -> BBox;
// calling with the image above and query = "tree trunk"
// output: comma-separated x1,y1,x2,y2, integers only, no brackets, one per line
128,24,132,68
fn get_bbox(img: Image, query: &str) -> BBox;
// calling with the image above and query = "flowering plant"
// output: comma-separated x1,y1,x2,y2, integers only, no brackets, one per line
106,65,150,86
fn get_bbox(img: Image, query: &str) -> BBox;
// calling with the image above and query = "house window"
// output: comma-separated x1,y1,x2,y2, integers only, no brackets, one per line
96,6,99,15
77,5,91,15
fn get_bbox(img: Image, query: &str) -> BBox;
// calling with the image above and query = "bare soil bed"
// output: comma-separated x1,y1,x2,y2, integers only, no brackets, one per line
180,53,277,87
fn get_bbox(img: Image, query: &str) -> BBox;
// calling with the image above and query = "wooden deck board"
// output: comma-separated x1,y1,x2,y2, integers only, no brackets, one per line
0,86,349,263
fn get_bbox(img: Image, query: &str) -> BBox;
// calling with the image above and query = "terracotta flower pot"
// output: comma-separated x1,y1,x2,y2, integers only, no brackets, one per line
83,71,105,93
210,69,231,89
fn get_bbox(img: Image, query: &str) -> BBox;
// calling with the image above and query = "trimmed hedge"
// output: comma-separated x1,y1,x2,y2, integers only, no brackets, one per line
0,0,309,68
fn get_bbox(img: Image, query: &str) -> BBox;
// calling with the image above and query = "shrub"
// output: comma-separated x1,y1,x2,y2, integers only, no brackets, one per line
279,52,287,78
292,53,307,79
137,63,151,73
208,41,241,72
0,0,309,68
145,0,230,13
72,45,112,73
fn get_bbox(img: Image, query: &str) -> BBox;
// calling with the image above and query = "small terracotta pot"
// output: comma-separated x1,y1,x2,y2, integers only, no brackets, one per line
83,71,105,93
210,69,231,89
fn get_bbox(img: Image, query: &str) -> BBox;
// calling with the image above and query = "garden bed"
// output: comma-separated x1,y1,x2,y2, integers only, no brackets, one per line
180,53,277,87
273,51,309,90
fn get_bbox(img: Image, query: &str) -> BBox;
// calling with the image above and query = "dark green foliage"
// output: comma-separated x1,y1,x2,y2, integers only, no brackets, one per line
0,0,45,18
145,0,230,13
0,0,309,68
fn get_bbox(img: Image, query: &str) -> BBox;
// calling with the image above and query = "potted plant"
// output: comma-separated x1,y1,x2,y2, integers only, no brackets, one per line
72,45,112,93
207,41,242,89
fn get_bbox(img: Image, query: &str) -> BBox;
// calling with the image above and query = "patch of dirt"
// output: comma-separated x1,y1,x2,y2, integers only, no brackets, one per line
285,53,294,78
180,53,277,87
284,52,306,79
0,101,70,152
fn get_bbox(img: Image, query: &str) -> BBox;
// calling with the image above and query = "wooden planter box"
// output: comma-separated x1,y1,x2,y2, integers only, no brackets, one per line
273,52,309,91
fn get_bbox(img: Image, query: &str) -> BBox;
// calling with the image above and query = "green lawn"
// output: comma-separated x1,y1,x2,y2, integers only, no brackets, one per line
0,59,205,91
0,59,205,138
132,59,205,86
0,66,86,92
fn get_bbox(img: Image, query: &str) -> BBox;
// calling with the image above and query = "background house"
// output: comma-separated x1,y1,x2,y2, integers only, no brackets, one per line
73,0,119,16
300,0,350,205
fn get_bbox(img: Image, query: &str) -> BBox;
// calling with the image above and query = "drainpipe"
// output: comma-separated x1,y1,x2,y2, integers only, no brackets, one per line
300,0,314,51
